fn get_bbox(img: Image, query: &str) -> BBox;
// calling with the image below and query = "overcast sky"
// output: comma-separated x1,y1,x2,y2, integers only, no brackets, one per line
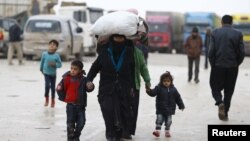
57,0,250,17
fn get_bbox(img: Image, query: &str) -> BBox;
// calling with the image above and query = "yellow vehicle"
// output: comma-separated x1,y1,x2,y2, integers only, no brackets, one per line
232,14,250,56
0,17,17,57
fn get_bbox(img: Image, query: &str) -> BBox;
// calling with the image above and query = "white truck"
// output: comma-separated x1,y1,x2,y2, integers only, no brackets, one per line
56,1,104,56
23,15,83,61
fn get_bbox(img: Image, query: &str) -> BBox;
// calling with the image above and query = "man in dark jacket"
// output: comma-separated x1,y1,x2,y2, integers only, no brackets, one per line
8,19,23,65
209,15,245,121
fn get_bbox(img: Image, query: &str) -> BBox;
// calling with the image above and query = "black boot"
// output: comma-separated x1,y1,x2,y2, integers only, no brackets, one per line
122,130,132,140
67,138,74,141
107,137,114,141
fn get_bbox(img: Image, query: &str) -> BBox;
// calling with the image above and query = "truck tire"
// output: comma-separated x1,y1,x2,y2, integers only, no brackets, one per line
75,46,84,61
25,55,33,60
61,47,71,62
2,43,8,58
159,48,168,53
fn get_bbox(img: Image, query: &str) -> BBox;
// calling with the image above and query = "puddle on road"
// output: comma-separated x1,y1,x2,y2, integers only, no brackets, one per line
7,95,20,97
34,127,51,129
19,80,39,82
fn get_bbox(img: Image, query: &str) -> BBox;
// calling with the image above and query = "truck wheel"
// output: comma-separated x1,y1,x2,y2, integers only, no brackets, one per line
148,47,155,53
2,44,8,58
61,53,69,61
171,49,176,54
159,48,168,53
25,55,33,60
89,52,96,57
61,47,72,61
75,46,84,61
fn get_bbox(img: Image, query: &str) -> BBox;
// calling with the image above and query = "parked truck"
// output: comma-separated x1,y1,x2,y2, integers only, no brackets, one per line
232,14,250,56
145,11,184,53
56,1,104,56
183,12,220,51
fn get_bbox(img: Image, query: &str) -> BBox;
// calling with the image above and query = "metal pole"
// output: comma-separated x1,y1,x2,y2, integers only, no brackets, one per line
16,0,18,16
4,0,6,17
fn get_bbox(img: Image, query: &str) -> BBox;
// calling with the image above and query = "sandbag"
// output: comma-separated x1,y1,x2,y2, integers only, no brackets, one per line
90,11,139,36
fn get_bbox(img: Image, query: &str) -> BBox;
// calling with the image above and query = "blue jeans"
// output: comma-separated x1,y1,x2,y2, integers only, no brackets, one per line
155,114,172,131
66,104,86,140
44,74,56,98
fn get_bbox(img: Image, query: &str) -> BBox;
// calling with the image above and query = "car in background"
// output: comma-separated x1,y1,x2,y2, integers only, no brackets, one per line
0,17,17,57
23,15,83,61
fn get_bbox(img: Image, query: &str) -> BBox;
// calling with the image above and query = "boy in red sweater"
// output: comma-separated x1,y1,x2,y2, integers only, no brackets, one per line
56,60,94,141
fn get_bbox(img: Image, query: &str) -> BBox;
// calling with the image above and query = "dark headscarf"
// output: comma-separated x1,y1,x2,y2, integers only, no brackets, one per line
110,34,126,62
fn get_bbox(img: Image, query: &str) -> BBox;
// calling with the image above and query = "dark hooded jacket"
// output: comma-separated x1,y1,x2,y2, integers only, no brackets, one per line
147,84,185,116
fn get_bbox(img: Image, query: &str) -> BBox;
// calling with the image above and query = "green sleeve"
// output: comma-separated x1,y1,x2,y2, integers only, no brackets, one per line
137,48,151,85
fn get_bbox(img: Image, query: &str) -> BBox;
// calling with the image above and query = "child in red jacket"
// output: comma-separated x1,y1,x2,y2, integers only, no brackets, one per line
56,60,94,141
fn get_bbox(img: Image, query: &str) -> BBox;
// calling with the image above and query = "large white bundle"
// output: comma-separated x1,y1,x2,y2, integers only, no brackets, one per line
90,11,139,36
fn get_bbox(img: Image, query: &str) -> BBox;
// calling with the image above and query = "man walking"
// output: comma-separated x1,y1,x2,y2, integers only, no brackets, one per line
204,27,212,69
209,15,245,121
184,27,203,83
8,19,23,65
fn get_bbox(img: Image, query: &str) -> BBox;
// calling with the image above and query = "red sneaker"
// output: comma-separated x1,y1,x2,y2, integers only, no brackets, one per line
165,131,171,137
153,130,160,137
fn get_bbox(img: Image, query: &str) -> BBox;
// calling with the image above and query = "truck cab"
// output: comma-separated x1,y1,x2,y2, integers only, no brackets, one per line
183,12,220,52
146,11,184,53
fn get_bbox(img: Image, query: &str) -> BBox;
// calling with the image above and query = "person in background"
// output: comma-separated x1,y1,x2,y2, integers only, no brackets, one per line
209,15,245,121
123,10,152,138
127,8,149,64
134,18,150,64
134,39,149,64
40,39,62,108
8,19,23,65
129,35,151,139
56,60,94,141
204,27,212,69
184,27,203,83
31,0,40,15
146,71,185,138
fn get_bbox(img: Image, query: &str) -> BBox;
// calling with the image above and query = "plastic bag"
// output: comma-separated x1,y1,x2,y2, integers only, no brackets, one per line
90,11,140,36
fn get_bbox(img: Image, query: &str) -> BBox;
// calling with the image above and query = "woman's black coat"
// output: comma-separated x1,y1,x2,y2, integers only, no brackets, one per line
87,40,135,133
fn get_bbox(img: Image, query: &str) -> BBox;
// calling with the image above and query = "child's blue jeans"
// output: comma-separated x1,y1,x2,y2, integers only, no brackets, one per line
66,103,86,139
155,114,172,131
44,74,56,98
